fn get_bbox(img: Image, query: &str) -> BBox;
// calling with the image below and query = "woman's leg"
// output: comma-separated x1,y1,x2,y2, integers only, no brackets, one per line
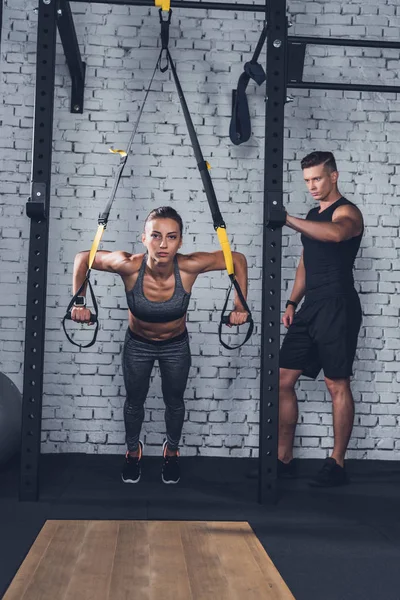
158,335,191,452
122,333,155,453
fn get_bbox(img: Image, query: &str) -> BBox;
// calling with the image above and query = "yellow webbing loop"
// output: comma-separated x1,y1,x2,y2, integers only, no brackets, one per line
109,148,127,158
155,0,170,11
206,161,211,170
88,224,106,269
216,227,234,276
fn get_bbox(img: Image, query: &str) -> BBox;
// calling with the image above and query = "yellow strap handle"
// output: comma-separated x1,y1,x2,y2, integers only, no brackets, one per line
88,224,106,270
155,0,170,11
216,227,234,276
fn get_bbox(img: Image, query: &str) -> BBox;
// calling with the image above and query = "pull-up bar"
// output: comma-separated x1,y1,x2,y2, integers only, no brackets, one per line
71,0,266,12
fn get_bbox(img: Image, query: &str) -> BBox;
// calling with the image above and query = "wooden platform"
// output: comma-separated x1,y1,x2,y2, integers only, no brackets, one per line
4,520,295,600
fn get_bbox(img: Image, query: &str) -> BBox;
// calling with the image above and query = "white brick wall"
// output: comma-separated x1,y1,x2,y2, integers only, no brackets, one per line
1,0,399,458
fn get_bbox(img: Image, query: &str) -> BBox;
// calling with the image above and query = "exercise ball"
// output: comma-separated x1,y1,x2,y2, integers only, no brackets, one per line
0,372,22,466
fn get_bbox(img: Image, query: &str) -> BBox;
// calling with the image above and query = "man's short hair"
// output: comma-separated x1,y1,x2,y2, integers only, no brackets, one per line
300,151,337,173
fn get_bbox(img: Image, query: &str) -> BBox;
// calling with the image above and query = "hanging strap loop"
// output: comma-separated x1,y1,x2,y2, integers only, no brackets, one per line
62,272,99,349
218,278,254,351
229,22,267,146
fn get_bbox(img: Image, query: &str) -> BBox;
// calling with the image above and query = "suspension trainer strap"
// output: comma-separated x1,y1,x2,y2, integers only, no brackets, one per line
229,22,267,146
218,278,254,351
165,43,254,349
62,59,160,348
159,8,171,73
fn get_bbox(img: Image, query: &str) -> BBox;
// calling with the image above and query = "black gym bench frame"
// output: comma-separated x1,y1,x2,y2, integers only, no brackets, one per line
20,0,400,503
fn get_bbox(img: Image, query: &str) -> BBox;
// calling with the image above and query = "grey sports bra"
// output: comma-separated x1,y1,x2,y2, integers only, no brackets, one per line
126,255,191,323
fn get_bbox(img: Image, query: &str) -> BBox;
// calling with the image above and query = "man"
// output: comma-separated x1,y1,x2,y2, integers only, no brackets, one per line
279,151,363,487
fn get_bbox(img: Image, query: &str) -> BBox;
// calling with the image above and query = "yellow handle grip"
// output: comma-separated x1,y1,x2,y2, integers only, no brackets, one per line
88,224,106,269
216,227,234,276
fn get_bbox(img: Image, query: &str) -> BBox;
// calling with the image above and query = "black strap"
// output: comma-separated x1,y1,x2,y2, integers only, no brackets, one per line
99,58,160,225
63,55,159,348
166,47,224,228
229,22,267,146
159,9,171,73
218,279,254,351
62,272,99,349
164,42,254,349
230,72,252,146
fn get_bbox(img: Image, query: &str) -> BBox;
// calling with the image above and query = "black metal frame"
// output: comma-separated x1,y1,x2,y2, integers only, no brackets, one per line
288,36,400,93
71,0,266,11
20,0,400,502
20,0,58,501
258,0,287,504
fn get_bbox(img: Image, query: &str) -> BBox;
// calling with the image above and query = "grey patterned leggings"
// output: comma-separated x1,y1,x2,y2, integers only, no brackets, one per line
122,328,191,452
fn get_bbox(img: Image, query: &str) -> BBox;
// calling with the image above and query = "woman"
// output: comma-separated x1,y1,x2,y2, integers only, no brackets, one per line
72,206,249,485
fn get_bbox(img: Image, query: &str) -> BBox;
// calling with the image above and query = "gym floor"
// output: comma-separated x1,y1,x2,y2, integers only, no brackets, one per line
1,455,399,600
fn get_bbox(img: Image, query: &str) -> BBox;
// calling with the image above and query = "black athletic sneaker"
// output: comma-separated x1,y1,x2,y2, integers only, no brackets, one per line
278,458,297,479
161,440,180,484
121,441,143,484
309,457,349,488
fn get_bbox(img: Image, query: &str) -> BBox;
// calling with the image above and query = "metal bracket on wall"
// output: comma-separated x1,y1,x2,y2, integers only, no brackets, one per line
27,183,47,220
57,0,86,113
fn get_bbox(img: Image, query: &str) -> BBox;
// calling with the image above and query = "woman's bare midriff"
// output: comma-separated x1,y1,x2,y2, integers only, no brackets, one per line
128,312,187,341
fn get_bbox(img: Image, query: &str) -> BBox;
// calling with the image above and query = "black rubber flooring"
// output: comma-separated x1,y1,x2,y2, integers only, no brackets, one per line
1,454,400,600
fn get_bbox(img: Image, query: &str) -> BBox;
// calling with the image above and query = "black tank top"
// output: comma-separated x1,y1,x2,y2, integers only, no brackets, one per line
126,254,191,323
301,197,363,300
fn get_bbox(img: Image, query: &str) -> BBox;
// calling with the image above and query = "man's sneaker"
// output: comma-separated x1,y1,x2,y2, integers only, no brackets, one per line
121,441,143,484
309,457,349,488
161,440,180,484
278,458,297,479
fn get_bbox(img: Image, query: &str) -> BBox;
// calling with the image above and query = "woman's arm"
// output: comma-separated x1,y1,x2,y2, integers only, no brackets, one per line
73,250,137,293
182,250,249,324
71,250,137,322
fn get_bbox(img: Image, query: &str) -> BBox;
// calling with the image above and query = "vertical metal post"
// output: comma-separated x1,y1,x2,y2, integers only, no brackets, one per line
19,0,57,501
258,0,287,504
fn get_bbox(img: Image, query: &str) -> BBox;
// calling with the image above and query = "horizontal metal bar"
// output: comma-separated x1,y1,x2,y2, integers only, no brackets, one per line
289,81,400,93
70,0,266,11
288,35,400,50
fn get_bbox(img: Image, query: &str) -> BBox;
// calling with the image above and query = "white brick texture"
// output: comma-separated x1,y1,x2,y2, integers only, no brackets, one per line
1,0,399,458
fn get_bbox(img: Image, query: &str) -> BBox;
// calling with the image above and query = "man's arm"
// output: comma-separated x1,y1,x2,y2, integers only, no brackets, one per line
286,204,363,243
289,252,306,306
282,253,306,328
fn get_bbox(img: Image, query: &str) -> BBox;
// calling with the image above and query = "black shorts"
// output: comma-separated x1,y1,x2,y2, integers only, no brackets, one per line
279,292,362,380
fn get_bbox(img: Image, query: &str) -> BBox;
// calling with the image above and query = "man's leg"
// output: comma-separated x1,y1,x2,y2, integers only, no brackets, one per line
278,367,303,463
324,376,354,467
